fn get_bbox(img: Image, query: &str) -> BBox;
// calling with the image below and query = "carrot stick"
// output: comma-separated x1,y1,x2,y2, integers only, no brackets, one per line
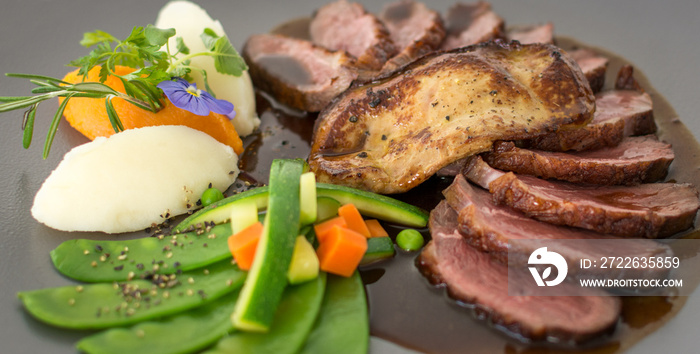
313,216,347,243
316,225,368,277
365,219,389,238
338,204,371,237
227,221,263,270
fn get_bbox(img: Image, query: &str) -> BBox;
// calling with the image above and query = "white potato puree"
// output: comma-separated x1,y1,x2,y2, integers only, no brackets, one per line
155,0,260,136
31,126,239,234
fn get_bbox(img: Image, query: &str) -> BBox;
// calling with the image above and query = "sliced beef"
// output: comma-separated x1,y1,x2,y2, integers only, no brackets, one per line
243,34,358,112
461,156,503,187
482,136,674,186
378,0,445,75
441,1,505,50
443,175,673,270
464,156,700,238
615,64,645,92
595,89,656,137
569,48,609,93
309,0,396,70
419,201,621,343
506,23,554,44
522,89,656,151
436,158,467,177
309,41,595,194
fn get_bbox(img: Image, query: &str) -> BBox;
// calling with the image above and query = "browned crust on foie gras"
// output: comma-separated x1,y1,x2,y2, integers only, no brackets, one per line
309,41,595,194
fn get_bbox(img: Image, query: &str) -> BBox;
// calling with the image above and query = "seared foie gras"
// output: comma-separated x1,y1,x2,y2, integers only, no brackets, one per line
309,41,595,194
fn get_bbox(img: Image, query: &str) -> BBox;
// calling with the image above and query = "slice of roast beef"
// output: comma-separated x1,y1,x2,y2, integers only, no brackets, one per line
441,1,505,50
378,0,445,75
443,175,673,272
506,23,554,45
464,156,700,238
482,135,674,185
309,0,396,70
569,48,609,93
418,201,621,343
436,158,467,177
243,33,358,112
616,64,645,92
522,89,656,151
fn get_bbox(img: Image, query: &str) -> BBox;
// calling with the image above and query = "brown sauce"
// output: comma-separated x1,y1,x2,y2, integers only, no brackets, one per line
238,22,700,353
256,55,315,86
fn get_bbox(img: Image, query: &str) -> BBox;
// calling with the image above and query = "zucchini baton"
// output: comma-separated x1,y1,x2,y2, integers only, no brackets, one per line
231,159,304,332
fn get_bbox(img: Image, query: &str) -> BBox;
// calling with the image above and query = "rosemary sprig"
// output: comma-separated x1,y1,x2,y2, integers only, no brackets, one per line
0,24,247,159
0,77,154,159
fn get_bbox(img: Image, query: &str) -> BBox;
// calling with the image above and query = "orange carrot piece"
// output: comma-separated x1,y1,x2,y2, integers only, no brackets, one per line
316,225,368,277
338,204,371,237
365,219,389,238
227,221,263,271
313,216,347,243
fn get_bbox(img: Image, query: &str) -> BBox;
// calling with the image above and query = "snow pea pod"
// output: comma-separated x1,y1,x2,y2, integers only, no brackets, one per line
205,272,326,354
77,289,240,354
299,272,369,354
51,223,232,282
18,259,245,330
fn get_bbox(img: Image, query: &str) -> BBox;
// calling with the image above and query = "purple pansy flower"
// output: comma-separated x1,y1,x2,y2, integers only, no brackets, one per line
157,78,234,117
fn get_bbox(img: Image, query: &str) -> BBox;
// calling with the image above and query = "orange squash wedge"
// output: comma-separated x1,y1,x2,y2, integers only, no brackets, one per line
61,65,244,155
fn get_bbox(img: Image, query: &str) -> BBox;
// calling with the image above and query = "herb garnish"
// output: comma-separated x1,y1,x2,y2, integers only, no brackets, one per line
0,24,247,159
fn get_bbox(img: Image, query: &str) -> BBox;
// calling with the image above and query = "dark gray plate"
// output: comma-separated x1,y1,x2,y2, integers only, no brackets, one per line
2,1,699,353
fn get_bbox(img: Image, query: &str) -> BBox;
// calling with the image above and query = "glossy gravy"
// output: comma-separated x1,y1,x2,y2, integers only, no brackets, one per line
238,24,700,353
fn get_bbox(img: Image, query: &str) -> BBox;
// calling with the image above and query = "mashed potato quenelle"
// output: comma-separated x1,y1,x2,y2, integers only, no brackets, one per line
155,0,261,137
31,126,239,234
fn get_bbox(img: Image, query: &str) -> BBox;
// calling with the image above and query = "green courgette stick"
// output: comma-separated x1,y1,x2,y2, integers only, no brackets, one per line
231,158,304,331
299,272,369,354
205,273,327,354
51,224,233,283
172,187,270,233
174,183,429,232
18,259,245,330
76,290,241,354
315,183,429,227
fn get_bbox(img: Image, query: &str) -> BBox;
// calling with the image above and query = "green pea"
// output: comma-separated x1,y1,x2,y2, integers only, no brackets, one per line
50,223,233,282
201,187,225,207
18,259,245,330
396,229,424,251
205,273,326,354
299,272,368,354
77,290,240,354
